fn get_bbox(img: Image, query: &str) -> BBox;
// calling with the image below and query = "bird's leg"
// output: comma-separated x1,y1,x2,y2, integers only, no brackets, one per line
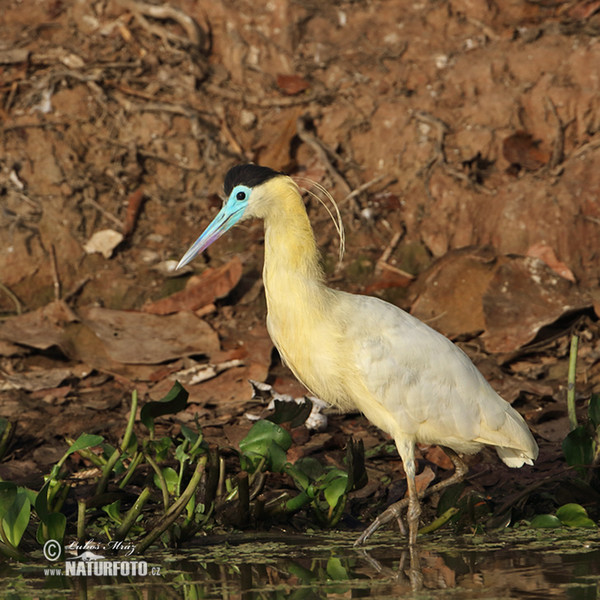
354,440,418,546
354,445,469,547
404,458,421,546
435,446,469,489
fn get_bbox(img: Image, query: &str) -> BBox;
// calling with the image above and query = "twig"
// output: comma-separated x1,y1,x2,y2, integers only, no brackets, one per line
545,96,564,170
413,111,449,202
413,110,494,195
376,231,416,283
83,192,123,230
296,115,352,198
414,110,449,161
567,334,579,431
466,17,501,41
117,0,206,49
204,83,334,108
63,277,91,303
378,231,402,266
572,135,600,160
343,174,386,205
0,283,22,315
50,244,61,300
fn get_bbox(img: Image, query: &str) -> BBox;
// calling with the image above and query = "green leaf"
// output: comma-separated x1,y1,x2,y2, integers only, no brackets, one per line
102,500,122,525
269,444,289,473
0,482,17,515
419,507,460,534
175,443,190,463
181,425,200,445
67,434,104,456
154,467,179,495
323,474,348,511
0,417,13,460
36,512,66,545
124,431,138,455
285,464,310,491
326,557,349,580
294,457,324,481
240,419,291,453
530,514,562,528
562,426,594,473
1,489,31,547
556,503,596,528
35,480,52,521
239,420,291,472
589,393,600,429
140,381,189,435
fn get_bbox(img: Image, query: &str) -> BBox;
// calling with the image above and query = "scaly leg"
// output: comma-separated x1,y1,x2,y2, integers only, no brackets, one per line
354,446,468,546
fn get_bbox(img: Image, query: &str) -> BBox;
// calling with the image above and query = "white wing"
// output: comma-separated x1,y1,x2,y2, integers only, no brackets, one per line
337,293,537,463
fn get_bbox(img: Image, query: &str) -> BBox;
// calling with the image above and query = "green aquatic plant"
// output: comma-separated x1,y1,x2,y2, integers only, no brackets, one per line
530,503,596,529
0,381,370,560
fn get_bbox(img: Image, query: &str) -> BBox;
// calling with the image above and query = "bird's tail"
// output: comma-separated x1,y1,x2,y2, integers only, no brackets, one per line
495,445,536,468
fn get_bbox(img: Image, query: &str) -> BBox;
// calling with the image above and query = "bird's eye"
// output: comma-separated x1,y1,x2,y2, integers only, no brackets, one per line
236,191,246,201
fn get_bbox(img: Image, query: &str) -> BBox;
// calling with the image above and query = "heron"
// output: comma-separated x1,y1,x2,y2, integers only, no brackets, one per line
177,163,538,545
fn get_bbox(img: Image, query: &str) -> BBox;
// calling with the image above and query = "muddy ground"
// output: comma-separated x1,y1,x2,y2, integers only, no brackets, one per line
1,0,600,530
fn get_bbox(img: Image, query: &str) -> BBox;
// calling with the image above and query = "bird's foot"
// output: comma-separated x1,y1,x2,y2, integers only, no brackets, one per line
353,497,410,546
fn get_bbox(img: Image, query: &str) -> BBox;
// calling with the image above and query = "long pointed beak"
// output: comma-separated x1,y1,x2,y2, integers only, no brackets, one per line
177,203,244,269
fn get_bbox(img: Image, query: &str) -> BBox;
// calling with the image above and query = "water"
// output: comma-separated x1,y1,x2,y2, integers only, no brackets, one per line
3,529,599,599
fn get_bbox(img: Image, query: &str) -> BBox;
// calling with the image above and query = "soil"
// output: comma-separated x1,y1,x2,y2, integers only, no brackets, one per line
1,0,600,529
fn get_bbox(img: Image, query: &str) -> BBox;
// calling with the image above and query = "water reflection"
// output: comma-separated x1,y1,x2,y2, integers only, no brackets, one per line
5,530,599,599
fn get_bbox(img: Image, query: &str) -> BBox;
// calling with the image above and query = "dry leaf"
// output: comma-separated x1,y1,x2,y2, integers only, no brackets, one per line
414,465,436,495
83,229,124,259
502,131,550,171
483,256,591,353
526,242,576,282
143,257,243,315
276,73,310,95
410,246,497,337
122,188,144,237
78,307,220,364
0,300,77,350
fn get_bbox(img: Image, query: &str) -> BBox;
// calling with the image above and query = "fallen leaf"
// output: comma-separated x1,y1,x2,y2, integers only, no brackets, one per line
122,188,144,237
502,131,550,171
421,445,454,470
415,465,436,495
256,108,304,171
276,73,310,95
78,307,220,364
526,242,576,282
0,340,24,357
0,300,77,350
483,256,591,353
83,229,124,259
567,0,600,19
410,246,497,337
2,367,73,392
143,257,243,315
364,264,413,294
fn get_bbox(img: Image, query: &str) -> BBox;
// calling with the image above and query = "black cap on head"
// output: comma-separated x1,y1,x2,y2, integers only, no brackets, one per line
224,164,283,197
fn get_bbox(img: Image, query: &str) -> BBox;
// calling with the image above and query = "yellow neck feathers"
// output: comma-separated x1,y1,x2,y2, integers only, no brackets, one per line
261,177,324,286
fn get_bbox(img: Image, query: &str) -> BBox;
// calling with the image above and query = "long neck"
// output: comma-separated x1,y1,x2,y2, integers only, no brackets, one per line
259,178,345,404
261,179,330,323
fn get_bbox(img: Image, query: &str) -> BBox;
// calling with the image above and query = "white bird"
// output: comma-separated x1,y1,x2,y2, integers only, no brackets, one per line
178,164,538,545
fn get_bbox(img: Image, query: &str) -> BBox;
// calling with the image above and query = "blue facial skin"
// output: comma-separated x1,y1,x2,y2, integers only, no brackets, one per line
177,184,251,269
